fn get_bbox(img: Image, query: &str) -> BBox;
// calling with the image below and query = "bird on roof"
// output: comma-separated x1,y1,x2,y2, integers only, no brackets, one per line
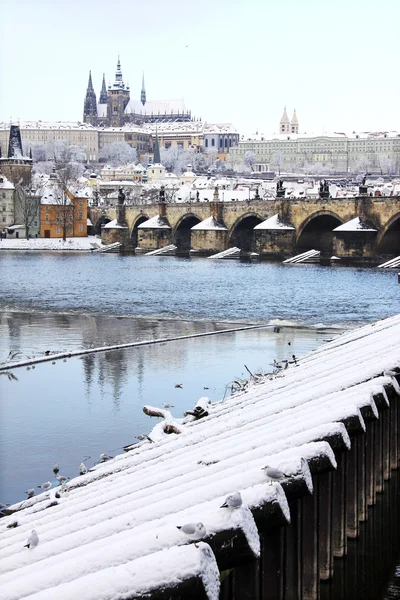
24,530,39,549
177,522,206,541
56,475,69,485
24,489,35,499
79,462,88,475
262,465,289,485
52,463,59,476
136,434,154,443
100,452,113,462
37,481,52,492
220,491,242,509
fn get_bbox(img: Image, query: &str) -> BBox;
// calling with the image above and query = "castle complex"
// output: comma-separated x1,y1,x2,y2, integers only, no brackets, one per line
83,58,192,127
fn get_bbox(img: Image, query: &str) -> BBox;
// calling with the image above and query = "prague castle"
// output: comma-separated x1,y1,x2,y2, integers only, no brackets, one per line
83,58,192,128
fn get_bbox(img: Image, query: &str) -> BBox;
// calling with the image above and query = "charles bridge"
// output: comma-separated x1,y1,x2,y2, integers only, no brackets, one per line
88,194,400,264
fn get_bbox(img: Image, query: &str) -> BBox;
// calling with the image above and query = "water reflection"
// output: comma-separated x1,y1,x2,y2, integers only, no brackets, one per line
0,312,334,506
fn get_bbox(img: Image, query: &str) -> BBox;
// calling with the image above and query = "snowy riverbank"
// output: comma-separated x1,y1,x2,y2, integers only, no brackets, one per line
0,236,103,252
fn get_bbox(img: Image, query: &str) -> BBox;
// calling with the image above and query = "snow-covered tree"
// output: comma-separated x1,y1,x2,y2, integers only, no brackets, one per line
99,142,137,167
378,155,395,176
352,157,370,175
269,151,284,175
243,151,256,172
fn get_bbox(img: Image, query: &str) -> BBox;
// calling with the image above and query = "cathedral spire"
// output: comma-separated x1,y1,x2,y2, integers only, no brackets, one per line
99,73,107,104
141,72,146,106
153,127,161,164
87,70,94,91
83,70,97,125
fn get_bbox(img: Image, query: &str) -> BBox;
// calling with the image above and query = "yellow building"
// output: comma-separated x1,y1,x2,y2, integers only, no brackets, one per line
39,175,88,238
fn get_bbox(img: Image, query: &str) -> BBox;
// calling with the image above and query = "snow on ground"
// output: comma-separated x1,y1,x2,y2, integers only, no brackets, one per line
0,237,103,251
1,315,400,599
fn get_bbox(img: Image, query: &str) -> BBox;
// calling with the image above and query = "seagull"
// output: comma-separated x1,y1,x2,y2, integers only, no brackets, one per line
37,481,52,492
24,529,39,549
176,522,206,541
52,464,59,476
136,434,154,443
100,452,113,462
79,463,88,475
203,386,209,390
220,491,242,509
174,383,183,388
162,403,174,409
262,465,289,485
24,489,35,499
56,475,69,485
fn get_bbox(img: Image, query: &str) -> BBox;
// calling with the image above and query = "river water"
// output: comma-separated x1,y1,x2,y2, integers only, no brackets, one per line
1,252,400,597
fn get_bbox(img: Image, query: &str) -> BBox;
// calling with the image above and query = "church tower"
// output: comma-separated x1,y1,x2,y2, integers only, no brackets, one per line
83,71,98,126
99,73,108,104
291,109,299,134
279,107,290,134
141,72,146,106
107,56,130,127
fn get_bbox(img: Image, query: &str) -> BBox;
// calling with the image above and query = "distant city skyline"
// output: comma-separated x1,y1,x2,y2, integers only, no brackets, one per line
1,0,399,136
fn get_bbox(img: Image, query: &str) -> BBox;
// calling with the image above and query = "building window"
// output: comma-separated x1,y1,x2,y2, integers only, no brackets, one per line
79,212,82,219
79,224,83,232
211,139,215,147
56,227,60,234
45,214,49,221
205,139,208,148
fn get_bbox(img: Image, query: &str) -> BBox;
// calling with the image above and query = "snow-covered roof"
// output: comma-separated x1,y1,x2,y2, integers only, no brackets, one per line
1,315,400,599
137,215,171,229
191,216,228,231
254,214,295,230
0,121,96,131
103,219,126,229
0,175,14,190
125,99,188,117
333,217,378,232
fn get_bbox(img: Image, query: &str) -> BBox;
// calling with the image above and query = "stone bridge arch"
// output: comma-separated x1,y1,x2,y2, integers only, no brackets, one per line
228,212,264,252
377,212,400,256
94,216,112,235
296,210,344,256
173,212,202,256
130,213,150,248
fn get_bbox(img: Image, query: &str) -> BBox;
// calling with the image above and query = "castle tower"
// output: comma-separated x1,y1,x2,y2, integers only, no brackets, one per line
291,109,299,134
83,71,98,126
107,56,130,127
141,72,146,106
280,107,290,134
99,73,108,104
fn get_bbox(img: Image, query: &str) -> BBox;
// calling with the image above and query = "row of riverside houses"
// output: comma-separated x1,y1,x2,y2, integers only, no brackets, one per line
0,126,88,240
1,314,400,599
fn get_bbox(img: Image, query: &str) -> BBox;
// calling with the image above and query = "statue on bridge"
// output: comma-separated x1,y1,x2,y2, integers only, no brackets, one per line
118,188,125,205
319,180,330,199
276,179,285,198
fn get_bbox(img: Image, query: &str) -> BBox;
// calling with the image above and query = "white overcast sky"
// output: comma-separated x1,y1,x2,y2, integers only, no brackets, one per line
1,0,399,136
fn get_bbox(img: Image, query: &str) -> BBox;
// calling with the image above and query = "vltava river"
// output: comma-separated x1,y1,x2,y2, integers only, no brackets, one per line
1,252,400,598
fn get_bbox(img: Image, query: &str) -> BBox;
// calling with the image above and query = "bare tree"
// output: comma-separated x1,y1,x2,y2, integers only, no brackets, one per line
14,184,40,239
